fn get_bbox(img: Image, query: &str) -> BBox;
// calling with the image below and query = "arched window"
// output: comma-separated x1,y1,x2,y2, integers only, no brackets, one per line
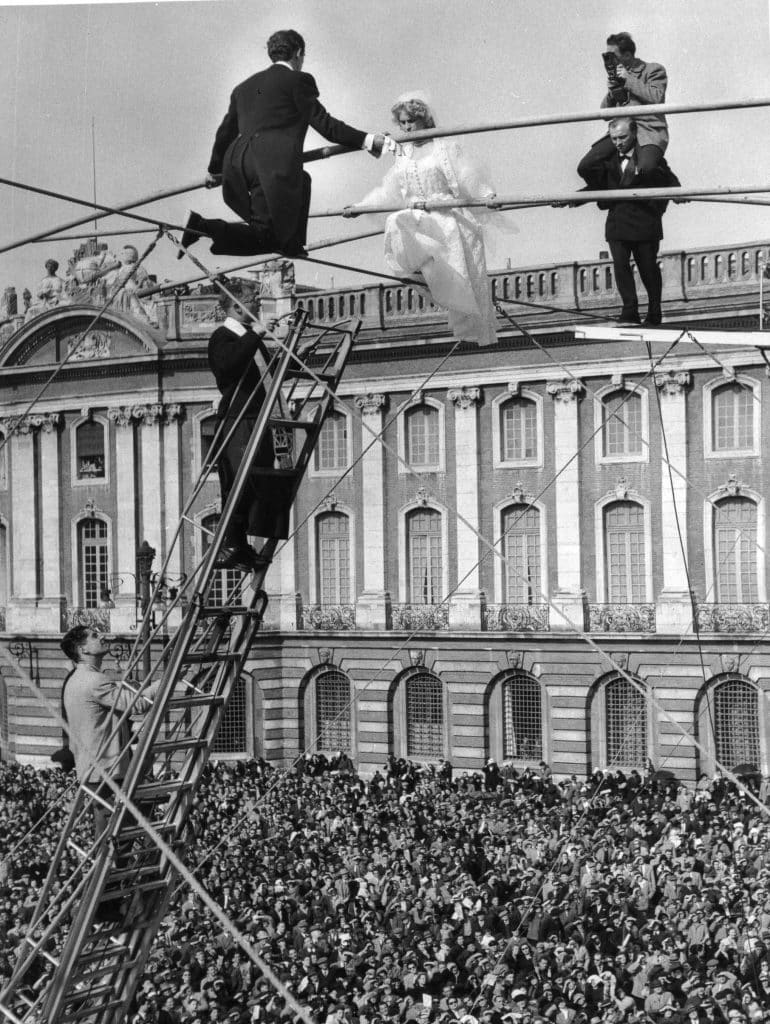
78,518,109,608
406,671,443,758
405,404,440,467
76,421,106,480
502,505,541,603
605,676,648,767
502,674,542,761
604,501,646,603
713,497,759,603
202,512,239,607
712,381,754,452
316,512,350,604
212,675,247,755
713,678,760,770
314,410,348,471
500,397,538,462
407,508,442,604
315,669,351,752
601,389,642,458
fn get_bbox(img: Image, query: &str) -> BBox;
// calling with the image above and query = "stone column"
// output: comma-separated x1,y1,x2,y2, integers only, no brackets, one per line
162,404,184,629
448,387,483,630
7,413,64,631
108,406,138,632
38,414,63,599
354,393,389,629
10,426,37,599
547,379,586,630
265,508,298,630
654,371,693,633
138,404,163,554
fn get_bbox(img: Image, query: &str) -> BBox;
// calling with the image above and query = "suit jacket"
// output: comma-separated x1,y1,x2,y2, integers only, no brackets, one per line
601,58,668,150
208,64,367,246
208,321,271,423
581,144,680,243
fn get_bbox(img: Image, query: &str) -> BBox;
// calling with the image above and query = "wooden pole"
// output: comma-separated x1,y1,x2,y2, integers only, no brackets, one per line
313,182,770,218
135,228,383,298
0,180,205,257
302,96,770,163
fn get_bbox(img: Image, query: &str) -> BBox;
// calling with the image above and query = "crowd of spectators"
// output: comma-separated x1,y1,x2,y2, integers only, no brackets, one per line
2,755,770,1024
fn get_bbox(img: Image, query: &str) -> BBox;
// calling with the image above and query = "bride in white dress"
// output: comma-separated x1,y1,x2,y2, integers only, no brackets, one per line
344,92,501,347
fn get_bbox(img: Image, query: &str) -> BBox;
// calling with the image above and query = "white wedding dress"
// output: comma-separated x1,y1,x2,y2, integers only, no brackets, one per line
358,139,499,347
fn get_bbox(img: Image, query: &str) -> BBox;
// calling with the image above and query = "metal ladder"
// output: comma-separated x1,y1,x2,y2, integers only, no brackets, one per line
0,309,360,1024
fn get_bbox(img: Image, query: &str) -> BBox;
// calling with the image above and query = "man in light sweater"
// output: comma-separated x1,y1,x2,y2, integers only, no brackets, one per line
60,625,160,838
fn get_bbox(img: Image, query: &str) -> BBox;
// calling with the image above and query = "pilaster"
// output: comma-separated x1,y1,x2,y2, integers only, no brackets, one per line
547,379,586,630
354,393,390,629
654,371,693,633
447,387,483,630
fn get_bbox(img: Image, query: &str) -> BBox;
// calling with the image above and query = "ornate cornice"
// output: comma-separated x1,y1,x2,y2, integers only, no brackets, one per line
546,378,584,403
448,386,481,409
2,411,62,435
354,392,387,415
107,402,183,427
654,370,691,396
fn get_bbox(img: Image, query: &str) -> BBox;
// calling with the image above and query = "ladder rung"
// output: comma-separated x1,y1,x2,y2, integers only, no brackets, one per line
65,982,122,1006
104,878,168,901
168,694,226,709
68,956,141,982
269,417,317,429
152,737,209,755
78,941,130,965
119,822,176,843
198,605,264,617
23,936,59,967
134,778,194,799
180,651,240,665
248,467,298,477
107,861,164,884
288,370,336,383
65,998,125,1021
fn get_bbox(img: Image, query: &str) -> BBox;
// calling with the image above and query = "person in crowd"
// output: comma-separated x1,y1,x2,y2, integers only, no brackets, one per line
180,29,389,260
343,92,509,347
3,756,770,1024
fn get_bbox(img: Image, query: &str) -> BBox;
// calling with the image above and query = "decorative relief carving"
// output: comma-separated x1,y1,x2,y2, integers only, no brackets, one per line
448,386,481,410
108,403,175,428
409,650,425,667
654,371,691,396
5,411,62,435
546,378,584,403
354,393,386,415
415,486,431,507
68,330,111,361
719,473,742,498
509,482,532,504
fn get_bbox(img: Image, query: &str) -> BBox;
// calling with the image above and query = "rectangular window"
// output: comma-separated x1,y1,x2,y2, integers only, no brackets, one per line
408,510,442,604
407,406,439,466
713,384,754,452
603,392,642,458
501,400,537,461
317,514,350,604
605,504,645,603
315,412,347,471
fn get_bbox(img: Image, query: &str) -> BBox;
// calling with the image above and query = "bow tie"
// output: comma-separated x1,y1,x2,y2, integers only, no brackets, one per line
619,152,633,160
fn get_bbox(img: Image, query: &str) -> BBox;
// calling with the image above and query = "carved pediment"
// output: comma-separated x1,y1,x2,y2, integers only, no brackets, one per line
0,307,159,367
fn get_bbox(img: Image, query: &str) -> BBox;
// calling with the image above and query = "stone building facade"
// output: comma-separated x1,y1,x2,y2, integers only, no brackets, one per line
1,239,770,781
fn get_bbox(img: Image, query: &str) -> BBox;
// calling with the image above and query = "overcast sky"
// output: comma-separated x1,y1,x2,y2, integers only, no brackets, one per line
1,0,769,298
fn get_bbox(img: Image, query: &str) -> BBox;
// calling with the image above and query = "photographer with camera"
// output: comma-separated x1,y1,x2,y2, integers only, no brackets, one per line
578,32,669,184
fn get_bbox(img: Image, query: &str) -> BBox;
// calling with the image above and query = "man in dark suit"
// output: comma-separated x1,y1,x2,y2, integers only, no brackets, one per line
181,29,388,261
207,293,313,571
578,116,680,325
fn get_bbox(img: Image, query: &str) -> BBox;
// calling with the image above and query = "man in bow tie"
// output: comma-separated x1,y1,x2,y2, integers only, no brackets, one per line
578,116,680,326
207,292,314,572
180,29,389,261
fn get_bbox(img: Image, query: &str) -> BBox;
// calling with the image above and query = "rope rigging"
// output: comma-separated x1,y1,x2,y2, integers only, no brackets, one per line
3,83,770,1024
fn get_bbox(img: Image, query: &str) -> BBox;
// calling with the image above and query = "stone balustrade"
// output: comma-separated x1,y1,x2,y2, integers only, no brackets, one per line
300,604,356,631
484,603,550,632
587,603,656,633
695,603,770,633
